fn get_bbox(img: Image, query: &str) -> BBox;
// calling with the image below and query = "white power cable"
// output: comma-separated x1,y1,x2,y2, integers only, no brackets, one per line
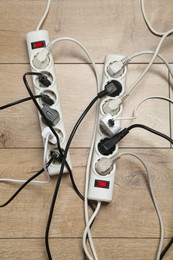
84,104,100,259
113,152,164,260
0,133,51,184
34,37,99,87
114,96,173,122
129,51,173,79
132,96,173,119
124,28,173,98
83,202,101,260
36,0,51,31
118,0,173,100
140,0,167,36
43,132,51,182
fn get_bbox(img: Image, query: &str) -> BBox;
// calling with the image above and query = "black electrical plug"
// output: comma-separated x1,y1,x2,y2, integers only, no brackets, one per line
98,80,123,98
50,148,63,163
105,80,122,97
39,75,51,87
42,105,60,126
98,128,129,155
40,93,54,106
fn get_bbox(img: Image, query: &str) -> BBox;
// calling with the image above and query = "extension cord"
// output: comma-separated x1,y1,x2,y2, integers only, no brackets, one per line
87,54,128,202
26,30,71,175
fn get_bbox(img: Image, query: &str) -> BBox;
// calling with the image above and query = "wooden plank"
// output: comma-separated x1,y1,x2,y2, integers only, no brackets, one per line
0,238,173,260
0,64,170,148
0,0,173,63
0,1,173,259
0,148,173,239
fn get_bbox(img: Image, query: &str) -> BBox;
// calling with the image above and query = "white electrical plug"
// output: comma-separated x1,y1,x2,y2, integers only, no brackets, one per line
42,127,57,144
100,113,121,137
102,96,122,115
33,48,50,69
107,57,129,78
95,157,113,176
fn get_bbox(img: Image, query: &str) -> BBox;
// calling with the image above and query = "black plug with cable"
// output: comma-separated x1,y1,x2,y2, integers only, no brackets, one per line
98,124,173,156
40,93,54,106
98,128,129,155
98,80,123,98
38,75,51,87
42,105,60,126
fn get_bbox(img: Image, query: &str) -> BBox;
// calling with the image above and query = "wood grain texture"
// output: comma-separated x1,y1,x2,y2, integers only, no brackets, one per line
1,238,173,260
0,0,173,63
0,0,173,259
0,148,173,238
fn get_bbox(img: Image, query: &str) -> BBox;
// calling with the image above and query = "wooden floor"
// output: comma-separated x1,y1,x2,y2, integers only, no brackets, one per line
1,0,173,259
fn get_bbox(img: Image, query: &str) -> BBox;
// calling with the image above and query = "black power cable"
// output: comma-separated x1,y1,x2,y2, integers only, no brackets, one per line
128,124,173,145
160,238,173,259
0,95,41,110
0,156,55,207
0,93,54,111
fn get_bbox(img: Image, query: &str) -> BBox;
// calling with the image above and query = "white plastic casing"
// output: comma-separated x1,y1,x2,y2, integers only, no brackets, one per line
26,30,71,175
87,54,127,202
100,113,121,137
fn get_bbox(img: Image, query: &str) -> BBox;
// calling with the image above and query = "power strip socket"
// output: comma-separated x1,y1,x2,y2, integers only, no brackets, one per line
87,54,128,202
26,30,71,175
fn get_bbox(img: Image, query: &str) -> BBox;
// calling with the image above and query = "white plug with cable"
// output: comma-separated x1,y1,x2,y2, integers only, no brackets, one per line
42,127,57,144
99,113,121,136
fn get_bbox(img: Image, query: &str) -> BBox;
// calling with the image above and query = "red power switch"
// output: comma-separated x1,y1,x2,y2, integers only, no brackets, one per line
31,41,46,49
94,180,110,189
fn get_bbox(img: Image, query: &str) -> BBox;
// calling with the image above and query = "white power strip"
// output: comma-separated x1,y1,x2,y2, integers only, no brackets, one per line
26,30,71,175
87,54,128,202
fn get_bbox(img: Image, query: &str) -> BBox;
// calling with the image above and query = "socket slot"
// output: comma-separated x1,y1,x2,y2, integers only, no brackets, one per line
99,112,121,137
39,90,57,106
101,98,123,116
34,71,54,89
52,128,64,144
48,146,64,167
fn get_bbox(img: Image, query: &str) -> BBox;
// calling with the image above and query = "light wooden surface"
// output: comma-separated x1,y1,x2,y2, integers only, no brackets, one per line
0,0,173,259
